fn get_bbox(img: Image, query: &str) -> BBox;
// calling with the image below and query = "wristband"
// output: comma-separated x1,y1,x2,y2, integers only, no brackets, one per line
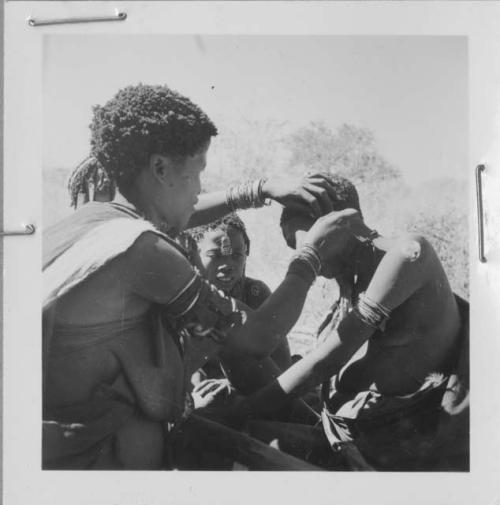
298,243,322,276
287,243,323,284
226,179,268,211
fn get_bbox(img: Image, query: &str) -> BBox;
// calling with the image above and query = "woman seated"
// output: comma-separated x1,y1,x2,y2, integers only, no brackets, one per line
233,173,469,471
43,83,346,470
188,213,292,372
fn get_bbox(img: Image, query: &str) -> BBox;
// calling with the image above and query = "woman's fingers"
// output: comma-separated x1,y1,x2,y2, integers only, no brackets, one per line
193,379,219,394
293,186,322,217
310,174,341,204
320,209,362,236
275,173,342,217
193,378,232,398
331,208,362,227
302,182,333,215
207,382,228,398
299,173,348,216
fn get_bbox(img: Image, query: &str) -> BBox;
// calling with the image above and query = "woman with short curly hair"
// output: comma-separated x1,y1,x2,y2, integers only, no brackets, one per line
43,83,346,469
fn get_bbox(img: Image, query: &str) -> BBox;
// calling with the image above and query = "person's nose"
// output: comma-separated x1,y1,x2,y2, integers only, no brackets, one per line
195,174,202,195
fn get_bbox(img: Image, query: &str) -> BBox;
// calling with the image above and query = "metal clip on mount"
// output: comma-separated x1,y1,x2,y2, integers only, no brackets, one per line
27,11,127,27
0,224,36,237
476,164,487,263
19,11,125,235
21,11,126,232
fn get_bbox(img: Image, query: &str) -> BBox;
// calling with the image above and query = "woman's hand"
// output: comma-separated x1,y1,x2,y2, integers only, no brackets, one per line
262,173,339,217
303,208,366,277
191,378,234,410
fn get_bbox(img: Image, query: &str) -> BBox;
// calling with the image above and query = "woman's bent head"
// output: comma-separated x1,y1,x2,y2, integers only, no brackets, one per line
89,84,217,232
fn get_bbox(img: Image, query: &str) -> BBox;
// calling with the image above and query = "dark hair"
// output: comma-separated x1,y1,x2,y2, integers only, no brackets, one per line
89,84,217,194
320,172,362,214
187,213,250,254
282,173,361,220
280,173,362,247
67,157,115,208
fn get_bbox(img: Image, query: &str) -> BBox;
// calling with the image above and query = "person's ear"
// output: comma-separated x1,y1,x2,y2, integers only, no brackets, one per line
149,154,173,185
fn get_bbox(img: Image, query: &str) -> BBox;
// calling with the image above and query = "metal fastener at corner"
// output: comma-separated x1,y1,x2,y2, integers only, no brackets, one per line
0,224,36,237
27,11,127,27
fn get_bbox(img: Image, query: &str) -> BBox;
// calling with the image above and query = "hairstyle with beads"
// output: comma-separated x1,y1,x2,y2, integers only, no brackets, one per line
187,213,250,255
88,84,217,196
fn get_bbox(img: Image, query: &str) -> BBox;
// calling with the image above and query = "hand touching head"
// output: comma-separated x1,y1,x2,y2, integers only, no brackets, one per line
280,173,362,249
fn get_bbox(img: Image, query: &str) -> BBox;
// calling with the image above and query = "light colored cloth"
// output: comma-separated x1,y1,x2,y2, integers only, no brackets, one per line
43,201,246,469
44,217,159,309
42,203,187,469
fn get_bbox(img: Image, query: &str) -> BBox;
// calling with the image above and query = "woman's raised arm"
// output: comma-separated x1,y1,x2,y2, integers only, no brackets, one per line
187,174,340,228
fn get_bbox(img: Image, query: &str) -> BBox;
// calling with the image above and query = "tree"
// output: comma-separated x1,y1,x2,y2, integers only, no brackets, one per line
286,122,401,183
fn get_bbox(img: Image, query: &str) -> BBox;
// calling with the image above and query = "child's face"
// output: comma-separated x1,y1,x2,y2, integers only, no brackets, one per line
198,227,247,293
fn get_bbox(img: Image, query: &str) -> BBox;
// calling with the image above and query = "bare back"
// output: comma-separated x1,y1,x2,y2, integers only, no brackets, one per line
334,237,461,396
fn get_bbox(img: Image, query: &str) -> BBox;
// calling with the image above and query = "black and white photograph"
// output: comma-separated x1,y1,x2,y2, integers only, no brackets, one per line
41,34,469,472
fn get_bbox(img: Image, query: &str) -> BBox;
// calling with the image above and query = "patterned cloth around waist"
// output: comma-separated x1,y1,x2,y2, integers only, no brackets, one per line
321,373,449,470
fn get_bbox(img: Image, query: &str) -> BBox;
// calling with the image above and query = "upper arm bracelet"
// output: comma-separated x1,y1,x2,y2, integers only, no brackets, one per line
352,292,392,329
164,273,246,343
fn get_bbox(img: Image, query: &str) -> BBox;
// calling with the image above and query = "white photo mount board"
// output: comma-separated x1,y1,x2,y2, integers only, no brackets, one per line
3,2,500,505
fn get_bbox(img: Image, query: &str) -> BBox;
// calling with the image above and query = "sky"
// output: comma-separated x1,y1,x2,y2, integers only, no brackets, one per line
43,35,467,184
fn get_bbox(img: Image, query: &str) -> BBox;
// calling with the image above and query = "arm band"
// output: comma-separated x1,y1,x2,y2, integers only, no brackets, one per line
164,273,247,343
352,292,392,329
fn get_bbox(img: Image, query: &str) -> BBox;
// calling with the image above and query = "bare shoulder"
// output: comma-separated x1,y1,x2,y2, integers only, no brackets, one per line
390,233,436,264
243,277,271,309
385,233,444,277
124,231,196,304
366,233,451,313
125,231,190,269
387,233,454,304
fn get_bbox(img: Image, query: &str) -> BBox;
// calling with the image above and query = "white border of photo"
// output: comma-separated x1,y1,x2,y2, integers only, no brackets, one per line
3,2,500,505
